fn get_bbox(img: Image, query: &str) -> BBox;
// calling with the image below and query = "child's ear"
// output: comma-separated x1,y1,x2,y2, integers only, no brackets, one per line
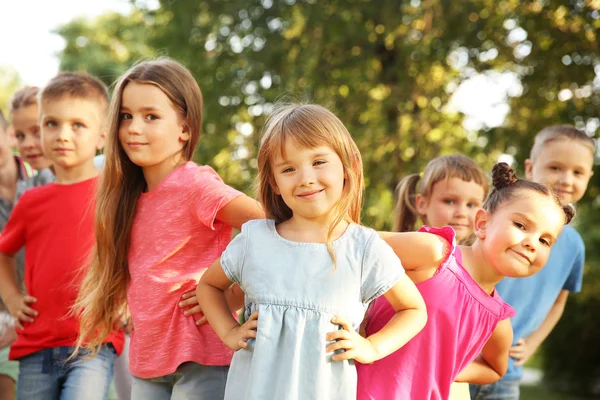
415,194,427,216
474,208,489,239
96,128,107,151
180,123,191,142
524,159,534,180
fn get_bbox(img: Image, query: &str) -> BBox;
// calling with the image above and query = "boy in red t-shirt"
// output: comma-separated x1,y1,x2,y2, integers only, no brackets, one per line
0,72,124,400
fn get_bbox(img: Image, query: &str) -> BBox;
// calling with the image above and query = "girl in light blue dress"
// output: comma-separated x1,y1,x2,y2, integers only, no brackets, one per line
197,103,428,400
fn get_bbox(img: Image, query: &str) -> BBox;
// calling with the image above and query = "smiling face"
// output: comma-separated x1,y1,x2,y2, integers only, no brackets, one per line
525,138,594,205
476,189,566,278
40,97,105,169
271,141,346,225
415,177,485,241
12,104,52,170
118,82,190,169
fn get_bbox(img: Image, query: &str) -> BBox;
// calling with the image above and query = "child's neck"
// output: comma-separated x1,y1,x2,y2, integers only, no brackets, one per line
142,157,186,192
458,243,505,295
277,216,349,244
53,160,99,184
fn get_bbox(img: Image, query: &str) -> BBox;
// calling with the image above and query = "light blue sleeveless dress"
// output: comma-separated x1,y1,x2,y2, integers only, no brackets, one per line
221,219,403,400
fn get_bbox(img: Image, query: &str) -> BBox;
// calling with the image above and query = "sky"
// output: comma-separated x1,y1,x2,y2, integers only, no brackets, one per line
0,0,132,86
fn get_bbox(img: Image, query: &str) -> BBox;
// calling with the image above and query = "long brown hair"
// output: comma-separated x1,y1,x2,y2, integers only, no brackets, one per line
74,58,203,357
394,154,488,232
257,103,363,263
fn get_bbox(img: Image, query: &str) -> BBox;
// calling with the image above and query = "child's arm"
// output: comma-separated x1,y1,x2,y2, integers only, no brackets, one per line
379,231,450,273
454,318,513,384
509,290,568,366
0,252,37,330
326,273,427,364
216,195,265,231
196,258,256,350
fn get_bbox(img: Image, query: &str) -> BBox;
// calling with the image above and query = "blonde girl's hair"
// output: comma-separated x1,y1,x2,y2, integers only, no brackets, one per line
256,102,363,263
393,154,489,232
74,58,203,358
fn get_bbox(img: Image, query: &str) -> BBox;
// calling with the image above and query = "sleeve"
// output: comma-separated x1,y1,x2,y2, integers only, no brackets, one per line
563,237,584,293
360,231,405,304
417,225,457,269
191,166,242,230
0,194,28,255
220,222,250,285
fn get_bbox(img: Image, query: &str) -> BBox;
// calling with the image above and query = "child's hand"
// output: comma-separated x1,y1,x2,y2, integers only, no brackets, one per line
179,290,206,326
5,293,37,330
326,316,379,364
509,338,536,366
223,311,258,351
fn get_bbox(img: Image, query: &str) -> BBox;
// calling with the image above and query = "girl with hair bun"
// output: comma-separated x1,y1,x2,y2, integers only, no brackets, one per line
358,162,574,400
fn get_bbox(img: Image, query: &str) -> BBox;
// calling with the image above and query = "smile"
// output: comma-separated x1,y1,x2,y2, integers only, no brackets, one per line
296,189,324,199
510,249,531,264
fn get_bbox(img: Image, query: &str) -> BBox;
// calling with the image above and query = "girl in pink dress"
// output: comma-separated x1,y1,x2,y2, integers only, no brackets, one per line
358,162,575,400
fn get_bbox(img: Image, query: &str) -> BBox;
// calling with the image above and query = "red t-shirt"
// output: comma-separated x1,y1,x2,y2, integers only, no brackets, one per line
0,177,124,360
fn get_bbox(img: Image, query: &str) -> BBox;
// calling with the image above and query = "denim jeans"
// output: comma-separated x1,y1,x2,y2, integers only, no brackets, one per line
469,380,520,400
16,344,116,400
131,362,228,400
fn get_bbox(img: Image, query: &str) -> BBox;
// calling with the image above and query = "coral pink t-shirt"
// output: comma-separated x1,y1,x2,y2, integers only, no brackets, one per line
357,226,515,400
127,162,242,378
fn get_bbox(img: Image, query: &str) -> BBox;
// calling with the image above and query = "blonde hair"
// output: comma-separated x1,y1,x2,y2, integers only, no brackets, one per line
394,154,488,232
74,58,203,358
40,72,108,111
530,125,595,161
257,103,363,263
10,86,39,113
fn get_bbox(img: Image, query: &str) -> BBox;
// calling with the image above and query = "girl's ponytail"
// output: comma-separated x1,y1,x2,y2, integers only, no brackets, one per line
393,173,421,232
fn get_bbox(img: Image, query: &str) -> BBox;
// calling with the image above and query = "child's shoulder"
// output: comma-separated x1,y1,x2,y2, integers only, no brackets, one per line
554,224,585,254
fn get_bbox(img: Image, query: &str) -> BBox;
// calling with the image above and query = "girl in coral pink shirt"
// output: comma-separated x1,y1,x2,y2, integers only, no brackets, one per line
74,58,263,399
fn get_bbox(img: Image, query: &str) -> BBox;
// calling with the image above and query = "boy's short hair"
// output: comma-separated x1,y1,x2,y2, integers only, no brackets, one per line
39,72,109,109
530,125,595,161
10,86,39,113
0,110,7,131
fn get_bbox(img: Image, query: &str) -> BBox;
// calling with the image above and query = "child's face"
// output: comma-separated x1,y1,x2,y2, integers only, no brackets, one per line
415,177,485,241
525,139,594,205
12,104,52,171
271,141,345,224
40,98,105,169
476,190,565,278
118,82,190,169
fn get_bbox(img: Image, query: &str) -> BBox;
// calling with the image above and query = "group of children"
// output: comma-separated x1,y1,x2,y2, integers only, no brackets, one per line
0,57,593,400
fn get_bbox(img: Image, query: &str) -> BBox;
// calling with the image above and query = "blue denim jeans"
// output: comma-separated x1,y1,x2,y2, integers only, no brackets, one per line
469,380,520,400
131,362,228,400
16,344,116,400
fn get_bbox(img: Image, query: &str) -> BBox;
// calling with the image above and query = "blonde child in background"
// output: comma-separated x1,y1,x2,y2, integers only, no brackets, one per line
357,163,574,400
394,154,488,399
197,103,429,400
74,58,264,400
471,126,594,400
0,72,124,400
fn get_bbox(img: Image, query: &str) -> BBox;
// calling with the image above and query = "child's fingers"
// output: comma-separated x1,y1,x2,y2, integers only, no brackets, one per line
331,316,352,331
13,320,24,331
20,304,38,318
195,316,207,326
326,329,351,342
184,305,202,316
246,311,259,322
181,290,195,300
326,339,353,354
332,349,355,361
178,297,198,308
17,310,35,323
22,295,37,304
242,329,257,340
